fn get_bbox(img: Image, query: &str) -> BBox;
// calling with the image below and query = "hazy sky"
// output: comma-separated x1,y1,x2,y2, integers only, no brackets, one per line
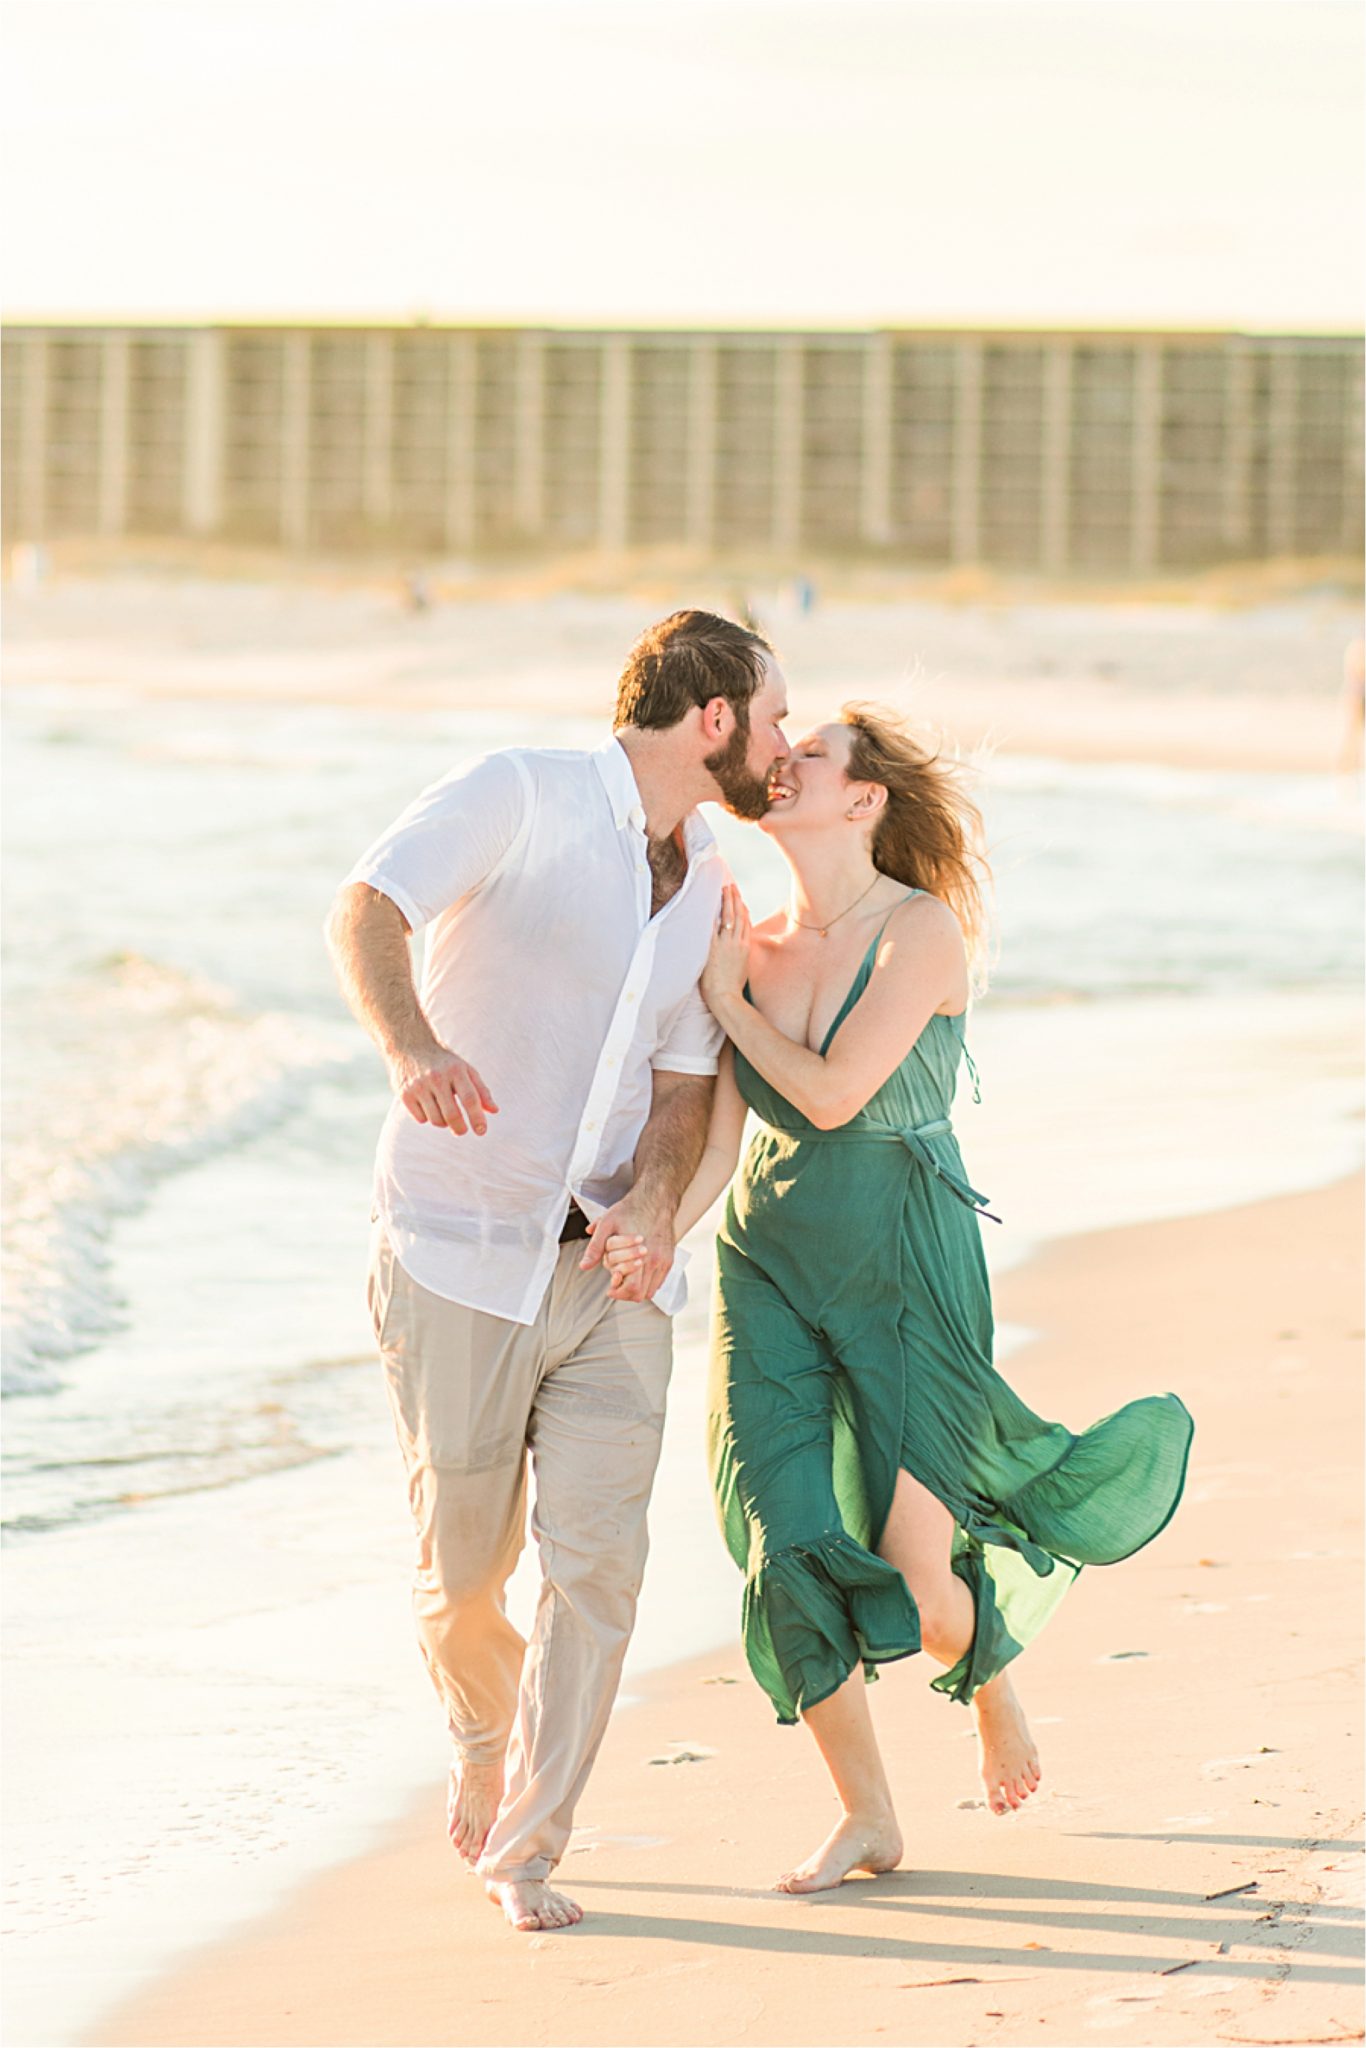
4,0,1361,329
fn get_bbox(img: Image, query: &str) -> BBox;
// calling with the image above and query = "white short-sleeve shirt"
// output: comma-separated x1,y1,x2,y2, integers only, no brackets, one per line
344,736,726,1324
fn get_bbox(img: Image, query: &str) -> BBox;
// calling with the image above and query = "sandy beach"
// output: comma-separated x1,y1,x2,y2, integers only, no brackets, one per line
87,1174,1364,2048
2,566,1359,2046
5,566,1361,774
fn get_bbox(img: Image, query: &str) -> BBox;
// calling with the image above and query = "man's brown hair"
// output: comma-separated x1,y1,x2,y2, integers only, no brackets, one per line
613,610,773,733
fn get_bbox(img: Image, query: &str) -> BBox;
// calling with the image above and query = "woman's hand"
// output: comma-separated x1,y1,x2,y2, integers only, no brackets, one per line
701,883,752,1016
602,1231,647,1296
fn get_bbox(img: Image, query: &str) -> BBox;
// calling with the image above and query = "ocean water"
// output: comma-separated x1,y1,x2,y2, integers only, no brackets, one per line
2,678,1362,2043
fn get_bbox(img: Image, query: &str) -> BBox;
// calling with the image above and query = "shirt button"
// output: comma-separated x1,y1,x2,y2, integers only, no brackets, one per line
586,1121,597,1132
626,992,637,1004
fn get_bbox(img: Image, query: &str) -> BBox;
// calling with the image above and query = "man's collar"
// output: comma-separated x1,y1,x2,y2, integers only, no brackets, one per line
593,735,644,830
593,736,717,858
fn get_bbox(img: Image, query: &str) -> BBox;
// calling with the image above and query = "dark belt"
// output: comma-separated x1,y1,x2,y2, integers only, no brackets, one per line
558,1200,593,1244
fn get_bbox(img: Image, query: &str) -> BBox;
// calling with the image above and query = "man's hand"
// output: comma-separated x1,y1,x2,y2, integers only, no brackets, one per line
388,1046,499,1135
580,1070,710,1303
580,1194,675,1302
325,886,500,1137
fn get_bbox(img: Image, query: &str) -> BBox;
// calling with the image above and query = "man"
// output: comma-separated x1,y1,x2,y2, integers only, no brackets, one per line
326,610,789,1933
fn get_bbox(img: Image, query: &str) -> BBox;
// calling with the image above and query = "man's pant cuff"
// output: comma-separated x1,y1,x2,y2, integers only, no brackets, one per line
451,1742,509,1770
476,1852,554,1884
448,1723,511,1769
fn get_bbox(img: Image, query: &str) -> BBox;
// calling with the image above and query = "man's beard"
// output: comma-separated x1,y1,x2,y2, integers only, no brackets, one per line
704,724,772,821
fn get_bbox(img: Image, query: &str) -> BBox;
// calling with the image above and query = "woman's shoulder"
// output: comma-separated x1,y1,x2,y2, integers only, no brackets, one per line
869,891,968,1009
876,887,962,950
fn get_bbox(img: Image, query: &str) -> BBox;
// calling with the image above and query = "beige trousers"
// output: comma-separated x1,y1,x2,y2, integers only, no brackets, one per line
366,1223,673,1884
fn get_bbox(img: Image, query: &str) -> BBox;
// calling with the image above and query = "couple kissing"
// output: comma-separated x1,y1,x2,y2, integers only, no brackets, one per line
326,608,1192,1934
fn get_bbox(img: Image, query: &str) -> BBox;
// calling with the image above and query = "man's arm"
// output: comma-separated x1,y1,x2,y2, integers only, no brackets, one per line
324,882,498,1136
580,1069,714,1299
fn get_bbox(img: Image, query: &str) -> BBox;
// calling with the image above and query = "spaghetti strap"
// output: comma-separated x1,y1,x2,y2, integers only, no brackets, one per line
876,891,982,1103
817,889,929,1055
867,886,923,958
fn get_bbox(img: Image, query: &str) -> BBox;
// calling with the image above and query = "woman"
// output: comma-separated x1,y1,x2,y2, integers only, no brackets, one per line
606,705,1193,1894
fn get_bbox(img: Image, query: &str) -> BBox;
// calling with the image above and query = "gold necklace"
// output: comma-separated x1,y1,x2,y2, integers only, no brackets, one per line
787,873,881,938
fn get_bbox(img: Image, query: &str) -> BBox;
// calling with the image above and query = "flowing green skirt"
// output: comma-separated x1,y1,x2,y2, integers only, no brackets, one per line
708,1123,1194,1724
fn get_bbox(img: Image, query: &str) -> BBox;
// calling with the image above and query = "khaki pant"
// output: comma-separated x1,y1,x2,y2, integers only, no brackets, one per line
366,1223,673,1884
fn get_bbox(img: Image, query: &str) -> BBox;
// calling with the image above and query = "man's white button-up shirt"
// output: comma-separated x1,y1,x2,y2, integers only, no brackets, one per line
345,737,726,1324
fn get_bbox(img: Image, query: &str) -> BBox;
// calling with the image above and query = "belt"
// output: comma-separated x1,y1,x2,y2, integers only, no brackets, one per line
768,1116,1001,1224
558,1200,593,1244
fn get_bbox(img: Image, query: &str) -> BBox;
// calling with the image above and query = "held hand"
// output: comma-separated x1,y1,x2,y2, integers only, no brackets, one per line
602,1231,647,1292
581,1196,675,1302
388,1046,499,1136
700,883,752,1016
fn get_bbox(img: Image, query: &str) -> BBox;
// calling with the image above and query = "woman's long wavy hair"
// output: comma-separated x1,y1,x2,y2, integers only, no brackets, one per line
840,702,994,988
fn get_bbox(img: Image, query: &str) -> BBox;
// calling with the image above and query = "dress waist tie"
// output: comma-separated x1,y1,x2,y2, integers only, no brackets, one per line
769,1117,1001,1224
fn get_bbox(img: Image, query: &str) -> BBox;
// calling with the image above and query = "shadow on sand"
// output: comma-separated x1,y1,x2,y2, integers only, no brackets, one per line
566,1863,1364,1984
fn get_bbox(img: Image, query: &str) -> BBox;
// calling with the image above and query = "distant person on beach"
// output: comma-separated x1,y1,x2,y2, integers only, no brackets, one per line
728,586,764,636
326,611,789,1933
606,705,1193,1892
1339,636,1364,776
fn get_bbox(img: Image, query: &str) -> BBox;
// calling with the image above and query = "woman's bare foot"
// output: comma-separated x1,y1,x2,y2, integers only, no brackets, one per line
776,1809,903,1893
484,1878,583,1932
973,1672,1042,1815
447,1757,504,1865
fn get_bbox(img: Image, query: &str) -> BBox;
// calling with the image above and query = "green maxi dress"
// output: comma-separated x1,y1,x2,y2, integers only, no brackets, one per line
708,908,1194,1723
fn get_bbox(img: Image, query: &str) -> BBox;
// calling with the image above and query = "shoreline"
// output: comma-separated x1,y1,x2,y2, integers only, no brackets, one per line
83,1174,1364,2048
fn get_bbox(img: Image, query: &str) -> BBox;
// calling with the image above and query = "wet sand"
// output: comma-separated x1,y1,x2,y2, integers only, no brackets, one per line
88,1175,1364,2048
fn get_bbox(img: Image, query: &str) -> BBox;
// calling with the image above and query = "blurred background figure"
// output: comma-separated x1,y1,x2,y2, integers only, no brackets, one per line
10,541,48,590
1340,635,1365,775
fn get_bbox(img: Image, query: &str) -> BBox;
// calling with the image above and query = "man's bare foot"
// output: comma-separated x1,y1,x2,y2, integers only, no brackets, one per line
973,1671,1042,1815
776,1810,903,1894
484,1878,584,1932
447,1757,504,1866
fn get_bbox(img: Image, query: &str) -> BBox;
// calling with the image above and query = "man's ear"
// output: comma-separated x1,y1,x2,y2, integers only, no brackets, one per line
701,695,732,742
